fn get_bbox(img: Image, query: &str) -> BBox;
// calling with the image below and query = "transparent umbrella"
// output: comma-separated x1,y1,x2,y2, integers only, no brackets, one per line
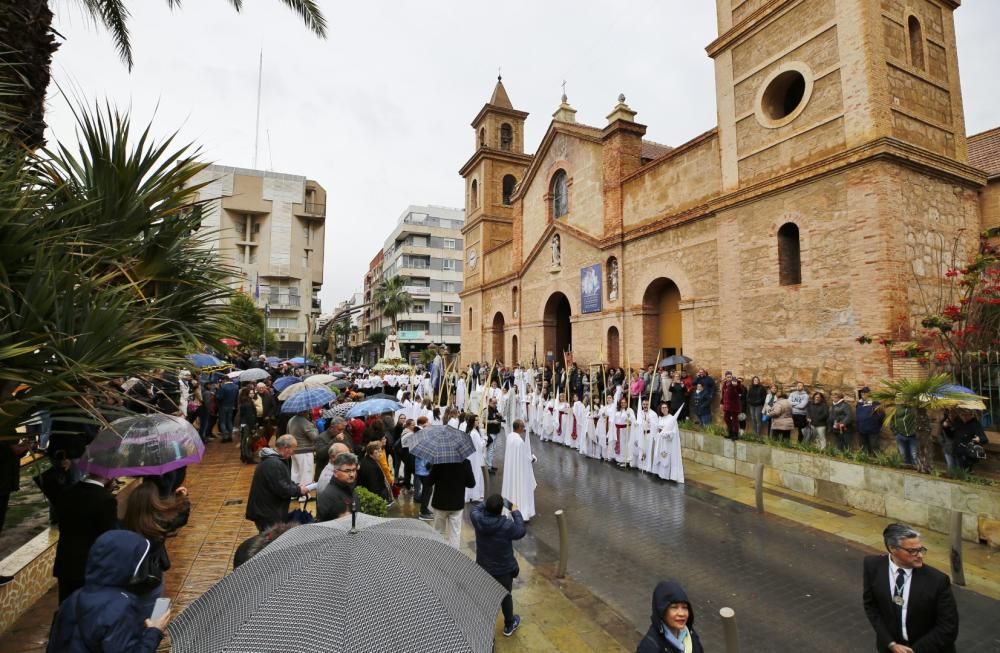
77,414,205,477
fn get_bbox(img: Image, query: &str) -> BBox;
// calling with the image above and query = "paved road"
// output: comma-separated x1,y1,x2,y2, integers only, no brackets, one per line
496,436,1000,652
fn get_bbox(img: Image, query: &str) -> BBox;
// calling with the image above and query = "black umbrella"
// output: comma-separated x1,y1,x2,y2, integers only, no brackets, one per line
168,515,506,653
366,392,399,402
658,354,692,368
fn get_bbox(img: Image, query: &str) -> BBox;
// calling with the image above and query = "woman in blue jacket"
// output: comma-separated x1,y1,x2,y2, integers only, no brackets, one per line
47,530,170,653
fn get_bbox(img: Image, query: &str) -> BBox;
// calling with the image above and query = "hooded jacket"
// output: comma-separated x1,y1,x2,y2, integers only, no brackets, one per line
470,504,526,576
636,581,704,653
47,530,163,653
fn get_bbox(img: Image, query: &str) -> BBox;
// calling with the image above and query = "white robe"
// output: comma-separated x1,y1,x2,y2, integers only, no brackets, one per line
570,400,587,450
456,379,467,410
466,428,486,502
652,410,685,482
599,404,615,460
611,408,633,463
577,402,593,457
630,409,657,472
501,431,537,521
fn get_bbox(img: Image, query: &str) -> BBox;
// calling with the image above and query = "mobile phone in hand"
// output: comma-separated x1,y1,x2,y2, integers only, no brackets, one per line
502,498,513,510
151,598,171,621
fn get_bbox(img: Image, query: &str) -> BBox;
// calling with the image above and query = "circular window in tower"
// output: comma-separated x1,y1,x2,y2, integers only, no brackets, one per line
755,63,813,129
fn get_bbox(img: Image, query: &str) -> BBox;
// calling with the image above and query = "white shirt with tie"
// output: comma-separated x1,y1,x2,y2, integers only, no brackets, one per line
887,558,913,642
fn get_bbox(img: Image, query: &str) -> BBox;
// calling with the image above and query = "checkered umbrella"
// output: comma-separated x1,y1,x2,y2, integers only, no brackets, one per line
167,515,506,653
407,425,475,464
329,402,357,417
280,387,337,413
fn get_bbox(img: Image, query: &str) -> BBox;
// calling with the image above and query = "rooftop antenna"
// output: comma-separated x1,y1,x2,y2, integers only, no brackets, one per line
252,49,263,169
266,129,274,171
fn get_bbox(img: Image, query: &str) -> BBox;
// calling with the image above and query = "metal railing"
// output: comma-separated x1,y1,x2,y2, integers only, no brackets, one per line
947,349,999,429
301,202,325,216
267,293,301,308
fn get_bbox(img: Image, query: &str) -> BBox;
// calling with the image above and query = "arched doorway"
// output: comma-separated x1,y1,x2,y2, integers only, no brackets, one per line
607,326,620,368
511,334,519,365
543,292,572,363
641,278,682,366
492,312,505,364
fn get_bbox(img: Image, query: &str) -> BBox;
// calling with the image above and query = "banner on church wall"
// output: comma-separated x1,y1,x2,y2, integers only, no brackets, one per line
580,264,602,314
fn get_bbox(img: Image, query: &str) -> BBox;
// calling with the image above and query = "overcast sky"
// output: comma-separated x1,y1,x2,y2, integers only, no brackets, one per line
46,1,1000,310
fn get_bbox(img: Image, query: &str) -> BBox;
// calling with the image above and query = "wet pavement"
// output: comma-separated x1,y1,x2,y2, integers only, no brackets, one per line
503,436,1000,652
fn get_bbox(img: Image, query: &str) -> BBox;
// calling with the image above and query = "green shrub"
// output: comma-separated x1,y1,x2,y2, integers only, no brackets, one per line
355,486,388,517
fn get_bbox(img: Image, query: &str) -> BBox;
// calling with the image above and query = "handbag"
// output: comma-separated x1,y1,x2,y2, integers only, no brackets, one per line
761,412,769,422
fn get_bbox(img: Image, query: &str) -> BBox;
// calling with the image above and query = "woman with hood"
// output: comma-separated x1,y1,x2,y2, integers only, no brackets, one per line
636,581,704,653
47,530,171,653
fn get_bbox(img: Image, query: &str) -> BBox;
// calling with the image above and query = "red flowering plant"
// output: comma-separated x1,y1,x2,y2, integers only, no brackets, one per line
915,227,1000,364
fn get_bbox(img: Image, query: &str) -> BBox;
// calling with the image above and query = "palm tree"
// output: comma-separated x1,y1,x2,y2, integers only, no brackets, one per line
329,318,351,362
0,0,327,149
0,101,234,436
372,276,414,334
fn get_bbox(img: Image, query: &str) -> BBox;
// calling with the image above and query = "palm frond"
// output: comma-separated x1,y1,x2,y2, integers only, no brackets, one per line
277,0,327,37
80,0,134,69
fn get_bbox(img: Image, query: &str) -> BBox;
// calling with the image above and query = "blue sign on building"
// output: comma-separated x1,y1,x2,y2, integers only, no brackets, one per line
580,263,603,314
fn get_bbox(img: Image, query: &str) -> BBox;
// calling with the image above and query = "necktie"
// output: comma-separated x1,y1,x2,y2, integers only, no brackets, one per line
894,568,906,634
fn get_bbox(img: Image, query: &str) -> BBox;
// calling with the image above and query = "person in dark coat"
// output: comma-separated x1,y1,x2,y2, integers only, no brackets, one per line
237,386,258,463
720,372,743,440
317,452,358,520
47,530,170,653
357,442,392,503
245,435,308,532
636,581,705,653
862,523,958,653
216,378,239,442
429,458,476,548
233,522,297,568
471,494,527,637
52,472,119,603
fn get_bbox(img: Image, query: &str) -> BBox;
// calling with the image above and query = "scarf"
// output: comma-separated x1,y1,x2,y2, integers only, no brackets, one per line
660,623,691,652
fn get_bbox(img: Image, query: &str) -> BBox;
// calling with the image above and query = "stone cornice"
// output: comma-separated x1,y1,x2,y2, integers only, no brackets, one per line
461,213,513,236
513,122,604,203
621,128,719,185
471,104,529,129
458,147,533,178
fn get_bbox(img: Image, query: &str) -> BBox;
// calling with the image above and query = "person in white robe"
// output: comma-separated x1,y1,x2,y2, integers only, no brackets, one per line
611,398,633,466
465,416,486,503
501,419,537,521
539,394,555,442
455,373,468,411
574,395,590,456
631,399,658,472
652,403,685,482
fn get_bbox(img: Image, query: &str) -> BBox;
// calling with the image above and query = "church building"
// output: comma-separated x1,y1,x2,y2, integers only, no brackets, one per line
459,0,999,389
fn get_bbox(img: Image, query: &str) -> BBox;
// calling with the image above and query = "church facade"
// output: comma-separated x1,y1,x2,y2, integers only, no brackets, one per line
459,0,998,390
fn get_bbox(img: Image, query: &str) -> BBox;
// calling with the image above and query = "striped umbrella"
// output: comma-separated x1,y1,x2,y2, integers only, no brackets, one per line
280,387,337,413
407,425,475,465
167,515,505,653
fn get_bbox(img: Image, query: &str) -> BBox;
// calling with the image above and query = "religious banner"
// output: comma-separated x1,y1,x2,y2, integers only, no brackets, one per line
580,263,603,314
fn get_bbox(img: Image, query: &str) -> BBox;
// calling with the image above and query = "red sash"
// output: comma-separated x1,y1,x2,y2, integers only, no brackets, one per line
614,424,625,454
570,414,577,440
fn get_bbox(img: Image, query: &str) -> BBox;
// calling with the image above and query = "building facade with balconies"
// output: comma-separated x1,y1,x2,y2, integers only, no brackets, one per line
188,165,326,358
382,205,465,361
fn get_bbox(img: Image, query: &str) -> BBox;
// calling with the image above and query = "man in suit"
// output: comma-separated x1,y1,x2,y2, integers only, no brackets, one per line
862,523,959,653
52,472,119,603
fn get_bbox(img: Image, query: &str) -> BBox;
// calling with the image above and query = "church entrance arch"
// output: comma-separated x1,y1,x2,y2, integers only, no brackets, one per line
542,292,572,363
641,278,682,366
492,312,505,364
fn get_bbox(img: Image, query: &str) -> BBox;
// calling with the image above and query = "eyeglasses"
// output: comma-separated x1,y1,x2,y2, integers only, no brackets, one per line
335,467,359,475
896,546,928,555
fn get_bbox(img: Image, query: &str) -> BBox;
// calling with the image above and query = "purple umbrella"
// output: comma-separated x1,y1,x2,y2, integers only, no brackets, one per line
77,414,205,477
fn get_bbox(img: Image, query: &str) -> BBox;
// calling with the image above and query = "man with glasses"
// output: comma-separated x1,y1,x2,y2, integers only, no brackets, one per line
317,452,359,521
862,523,958,653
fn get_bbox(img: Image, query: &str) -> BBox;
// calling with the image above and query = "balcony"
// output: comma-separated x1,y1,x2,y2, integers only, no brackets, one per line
403,285,431,297
266,293,301,308
296,202,326,219
398,330,431,341
311,298,322,310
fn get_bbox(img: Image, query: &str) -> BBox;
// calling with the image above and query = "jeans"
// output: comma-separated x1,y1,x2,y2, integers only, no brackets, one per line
749,406,763,435
896,434,918,465
493,572,515,628
810,425,827,449
218,406,235,440
416,474,431,514
484,436,497,468
697,412,711,426
199,410,216,440
860,431,881,454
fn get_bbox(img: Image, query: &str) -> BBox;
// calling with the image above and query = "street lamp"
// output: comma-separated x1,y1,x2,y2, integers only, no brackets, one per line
437,309,443,349
262,303,271,356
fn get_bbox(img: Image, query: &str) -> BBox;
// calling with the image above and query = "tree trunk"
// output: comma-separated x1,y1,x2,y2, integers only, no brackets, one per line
0,0,59,149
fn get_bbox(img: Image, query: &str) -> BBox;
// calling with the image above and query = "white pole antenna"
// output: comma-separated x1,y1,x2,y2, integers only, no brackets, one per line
252,49,263,169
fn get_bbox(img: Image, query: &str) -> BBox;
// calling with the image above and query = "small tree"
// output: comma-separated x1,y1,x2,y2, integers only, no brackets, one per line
223,294,275,352
372,276,413,333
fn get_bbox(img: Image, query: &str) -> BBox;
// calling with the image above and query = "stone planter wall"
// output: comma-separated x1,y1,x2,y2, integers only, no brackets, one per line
680,429,1000,543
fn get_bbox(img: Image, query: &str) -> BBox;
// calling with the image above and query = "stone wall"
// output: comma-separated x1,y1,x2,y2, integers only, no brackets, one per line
680,428,999,542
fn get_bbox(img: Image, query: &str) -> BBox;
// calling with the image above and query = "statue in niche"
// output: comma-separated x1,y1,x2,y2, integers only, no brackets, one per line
551,234,561,266
608,258,619,301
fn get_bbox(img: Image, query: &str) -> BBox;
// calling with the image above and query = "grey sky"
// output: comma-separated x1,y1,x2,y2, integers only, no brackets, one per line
46,1,1000,311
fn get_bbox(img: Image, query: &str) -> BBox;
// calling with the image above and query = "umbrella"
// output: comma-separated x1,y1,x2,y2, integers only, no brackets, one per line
658,354,692,368
272,376,302,393
331,402,357,417
167,515,505,653
935,384,988,410
286,356,307,366
226,370,243,379
330,379,350,389
265,356,282,365
77,414,204,477
407,425,475,464
220,338,240,347
281,387,337,413
278,380,338,402
347,398,401,418
303,373,337,385
366,392,399,402
332,371,347,378
239,368,270,383
186,353,223,368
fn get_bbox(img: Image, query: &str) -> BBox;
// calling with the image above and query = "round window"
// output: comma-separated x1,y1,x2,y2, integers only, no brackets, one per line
755,64,813,128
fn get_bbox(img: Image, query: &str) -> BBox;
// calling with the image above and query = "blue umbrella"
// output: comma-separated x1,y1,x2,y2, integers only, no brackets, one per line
273,376,302,393
347,398,401,418
187,353,223,368
286,357,307,366
281,387,337,413
265,356,282,365
407,425,475,465
936,384,977,396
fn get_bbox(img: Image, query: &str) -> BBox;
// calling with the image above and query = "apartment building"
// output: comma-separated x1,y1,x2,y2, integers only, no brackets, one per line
189,165,326,358
382,205,465,361
360,249,385,362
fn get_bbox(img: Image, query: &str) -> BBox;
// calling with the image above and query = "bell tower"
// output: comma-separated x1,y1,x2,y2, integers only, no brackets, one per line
458,77,532,363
